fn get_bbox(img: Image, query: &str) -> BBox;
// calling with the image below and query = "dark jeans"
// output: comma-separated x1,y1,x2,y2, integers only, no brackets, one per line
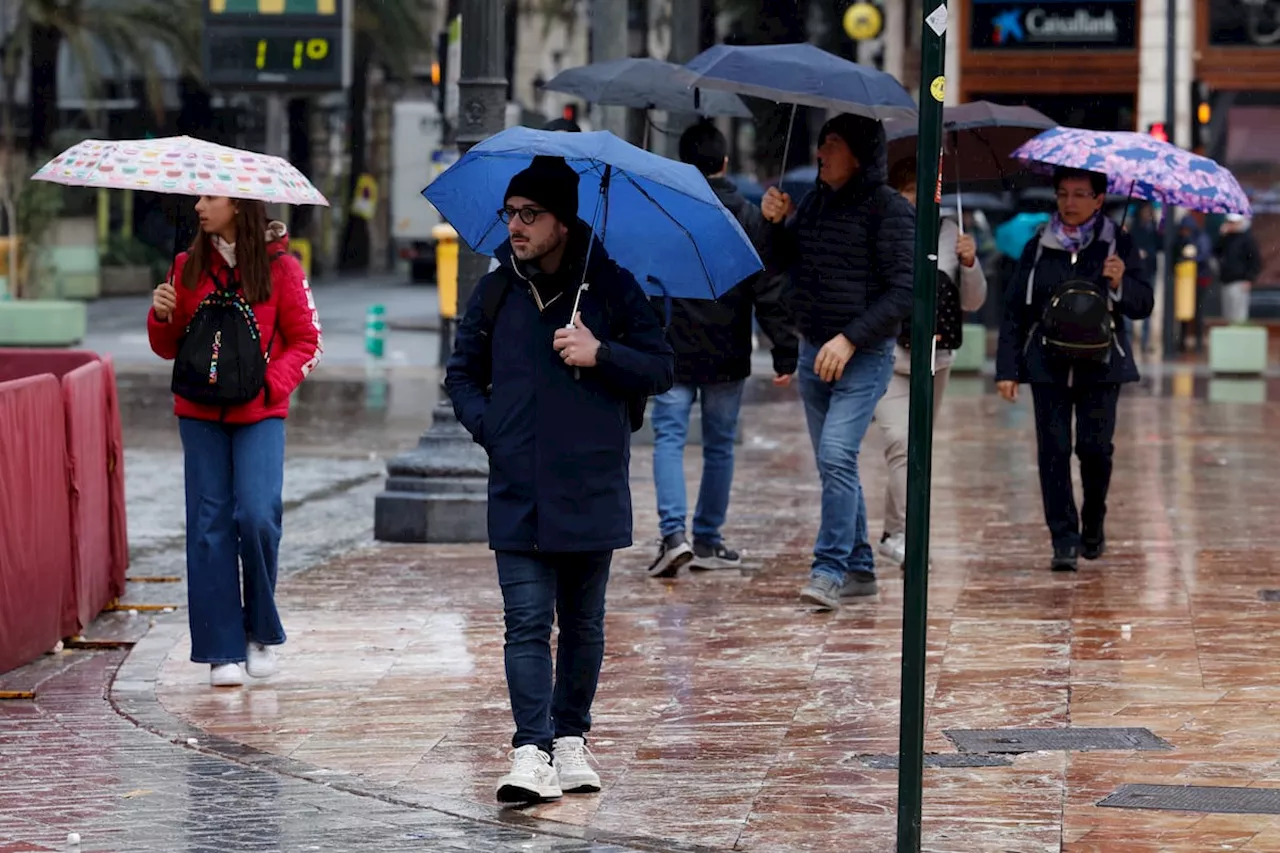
1030,383,1121,550
179,417,286,664
496,550,612,753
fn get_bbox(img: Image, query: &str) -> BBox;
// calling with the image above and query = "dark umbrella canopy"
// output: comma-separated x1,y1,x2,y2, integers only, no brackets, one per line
884,101,1057,182
543,57,753,118
678,42,916,121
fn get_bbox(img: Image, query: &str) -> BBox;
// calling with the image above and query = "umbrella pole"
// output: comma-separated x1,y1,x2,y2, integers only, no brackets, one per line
643,112,651,151
779,103,798,179
952,132,964,235
1119,180,1136,230
897,1,947,850
169,198,184,286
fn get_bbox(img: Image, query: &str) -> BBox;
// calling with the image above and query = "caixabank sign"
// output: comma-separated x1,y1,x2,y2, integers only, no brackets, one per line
970,0,1137,50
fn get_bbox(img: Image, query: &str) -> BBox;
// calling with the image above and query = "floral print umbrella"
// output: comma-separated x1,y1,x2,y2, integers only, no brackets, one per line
1012,126,1251,216
32,136,329,206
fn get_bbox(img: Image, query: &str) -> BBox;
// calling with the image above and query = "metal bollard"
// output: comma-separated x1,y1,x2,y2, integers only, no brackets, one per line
433,223,460,367
365,303,386,359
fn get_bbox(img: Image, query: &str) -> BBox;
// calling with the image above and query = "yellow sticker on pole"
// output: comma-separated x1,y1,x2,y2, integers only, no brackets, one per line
930,76,946,103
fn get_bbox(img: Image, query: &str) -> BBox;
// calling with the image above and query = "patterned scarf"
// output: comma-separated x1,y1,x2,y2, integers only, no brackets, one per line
1047,211,1099,255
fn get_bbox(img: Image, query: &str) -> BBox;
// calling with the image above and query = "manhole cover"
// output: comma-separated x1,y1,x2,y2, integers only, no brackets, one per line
1099,784,1280,815
1259,590,1280,602
944,727,1173,754
856,753,1012,769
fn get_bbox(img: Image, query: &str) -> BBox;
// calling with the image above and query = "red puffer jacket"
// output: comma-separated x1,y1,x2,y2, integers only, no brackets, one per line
147,230,323,424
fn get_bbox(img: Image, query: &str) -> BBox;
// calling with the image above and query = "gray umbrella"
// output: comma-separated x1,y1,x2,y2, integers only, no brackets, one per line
542,57,753,119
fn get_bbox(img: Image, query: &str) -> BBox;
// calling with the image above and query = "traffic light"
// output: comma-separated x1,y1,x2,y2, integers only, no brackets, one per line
1147,121,1169,144
563,104,578,122
1191,82,1211,152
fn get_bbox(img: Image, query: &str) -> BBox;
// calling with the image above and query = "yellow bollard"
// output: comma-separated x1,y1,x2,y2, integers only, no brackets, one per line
1174,249,1198,323
433,223,459,320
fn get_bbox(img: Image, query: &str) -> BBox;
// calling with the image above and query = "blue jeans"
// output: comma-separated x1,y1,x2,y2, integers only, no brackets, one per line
179,417,286,664
496,550,612,752
650,380,745,545
797,339,894,583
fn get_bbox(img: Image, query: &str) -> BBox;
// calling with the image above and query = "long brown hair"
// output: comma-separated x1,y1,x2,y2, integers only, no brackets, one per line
181,199,273,303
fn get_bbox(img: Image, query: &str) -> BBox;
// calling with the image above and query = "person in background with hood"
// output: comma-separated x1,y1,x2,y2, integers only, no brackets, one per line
148,198,322,688
873,156,987,569
645,121,799,578
759,113,915,611
446,156,674,805
1216,214,1262,325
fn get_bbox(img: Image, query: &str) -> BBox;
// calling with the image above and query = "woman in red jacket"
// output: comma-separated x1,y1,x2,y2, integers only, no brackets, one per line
148,195,322,687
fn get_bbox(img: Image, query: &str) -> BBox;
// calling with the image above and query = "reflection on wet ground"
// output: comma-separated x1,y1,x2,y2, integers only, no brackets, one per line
139,387,1280,852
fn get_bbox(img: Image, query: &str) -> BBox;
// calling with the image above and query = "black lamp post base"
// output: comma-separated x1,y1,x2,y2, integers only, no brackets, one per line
373,401,489,543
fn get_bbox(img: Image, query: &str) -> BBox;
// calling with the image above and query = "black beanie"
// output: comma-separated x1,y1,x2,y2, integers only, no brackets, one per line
819,113,880,168
504,156,580,226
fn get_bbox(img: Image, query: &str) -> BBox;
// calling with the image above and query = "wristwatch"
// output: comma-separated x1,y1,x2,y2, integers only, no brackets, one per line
596,341,612,363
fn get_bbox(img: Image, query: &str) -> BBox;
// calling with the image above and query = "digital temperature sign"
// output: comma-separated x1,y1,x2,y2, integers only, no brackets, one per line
202,0,351,90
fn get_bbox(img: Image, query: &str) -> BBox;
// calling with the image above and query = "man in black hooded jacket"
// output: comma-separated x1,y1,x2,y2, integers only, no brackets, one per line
760,112,915,611
645,122,799,578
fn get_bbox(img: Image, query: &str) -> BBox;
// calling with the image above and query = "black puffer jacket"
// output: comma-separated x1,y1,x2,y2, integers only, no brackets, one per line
761,116,915,348
653,176,799,385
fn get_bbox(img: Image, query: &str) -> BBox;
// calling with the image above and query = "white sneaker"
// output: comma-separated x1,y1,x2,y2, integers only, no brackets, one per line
552,736,601,793
879,532,906,566
496,744,562,804
245,642,278,678
209,663,244,687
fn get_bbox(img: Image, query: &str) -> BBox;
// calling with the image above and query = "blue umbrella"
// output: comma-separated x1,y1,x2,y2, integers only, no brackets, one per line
678,43,916,122
542,58,752,118
994,212,1049,259
423,127,762,301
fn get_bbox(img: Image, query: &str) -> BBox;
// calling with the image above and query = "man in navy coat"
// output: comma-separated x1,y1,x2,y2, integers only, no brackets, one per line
445,155,674,805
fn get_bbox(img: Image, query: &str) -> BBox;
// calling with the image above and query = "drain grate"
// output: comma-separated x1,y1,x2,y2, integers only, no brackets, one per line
1099,784,1280,815
944,727,1173,754
855,753,1013,770
1260,590,1280,602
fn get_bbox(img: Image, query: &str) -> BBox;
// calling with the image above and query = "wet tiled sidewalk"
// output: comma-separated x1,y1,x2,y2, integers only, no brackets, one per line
137,384,1280,852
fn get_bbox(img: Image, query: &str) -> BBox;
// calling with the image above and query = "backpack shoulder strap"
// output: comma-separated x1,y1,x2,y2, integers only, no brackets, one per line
478,272,512,335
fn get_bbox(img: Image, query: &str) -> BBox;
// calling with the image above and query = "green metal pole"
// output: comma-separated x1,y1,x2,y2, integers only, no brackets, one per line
896,1,948,850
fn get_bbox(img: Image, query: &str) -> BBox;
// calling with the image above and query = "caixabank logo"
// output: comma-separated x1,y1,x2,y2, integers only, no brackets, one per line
974,1,1134,50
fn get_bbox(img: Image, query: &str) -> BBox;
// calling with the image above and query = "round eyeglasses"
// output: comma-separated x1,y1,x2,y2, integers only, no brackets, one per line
498,206,550,225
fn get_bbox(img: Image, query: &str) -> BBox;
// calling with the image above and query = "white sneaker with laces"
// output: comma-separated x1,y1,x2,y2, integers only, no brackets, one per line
552,736,601,793
209,663,244,687
879,532,906,566
245,642,278,678
496,744,562,804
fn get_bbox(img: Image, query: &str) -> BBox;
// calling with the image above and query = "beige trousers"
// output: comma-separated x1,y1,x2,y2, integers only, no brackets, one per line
875,367,951,537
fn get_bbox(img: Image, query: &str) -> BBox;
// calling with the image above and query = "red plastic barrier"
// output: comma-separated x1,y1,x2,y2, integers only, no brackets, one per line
0,348,130,671
0,375,73,674
61,361,124,635
102,358,129,601
0,349,97,383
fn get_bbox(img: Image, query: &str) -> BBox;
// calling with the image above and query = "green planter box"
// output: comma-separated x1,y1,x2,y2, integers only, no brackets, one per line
0,300,87,346
950,323,987,373
1208,325,1268,375
35,246,101,300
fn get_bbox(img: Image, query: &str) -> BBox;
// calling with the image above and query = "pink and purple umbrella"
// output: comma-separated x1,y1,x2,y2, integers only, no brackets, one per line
1012,126,1251,217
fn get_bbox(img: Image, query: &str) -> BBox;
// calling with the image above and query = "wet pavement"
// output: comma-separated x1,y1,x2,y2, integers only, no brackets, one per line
7,369,1280,851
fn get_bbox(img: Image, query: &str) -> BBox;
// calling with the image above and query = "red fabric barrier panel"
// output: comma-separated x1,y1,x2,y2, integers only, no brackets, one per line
61,361,114,636
0,375,73,675
0,349,98,383
102,358,129,598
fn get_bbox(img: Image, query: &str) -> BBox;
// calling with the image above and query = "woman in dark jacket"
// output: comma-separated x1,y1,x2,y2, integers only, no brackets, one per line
995,168,1154,571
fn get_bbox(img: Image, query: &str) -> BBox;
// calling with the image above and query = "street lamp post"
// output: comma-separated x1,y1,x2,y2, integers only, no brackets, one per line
372,0,507,543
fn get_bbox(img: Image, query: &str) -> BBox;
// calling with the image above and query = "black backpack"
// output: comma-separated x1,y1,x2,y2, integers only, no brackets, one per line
898,269,963,352
171,254,282,408
476,273,648,432
1027,236,1117,365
